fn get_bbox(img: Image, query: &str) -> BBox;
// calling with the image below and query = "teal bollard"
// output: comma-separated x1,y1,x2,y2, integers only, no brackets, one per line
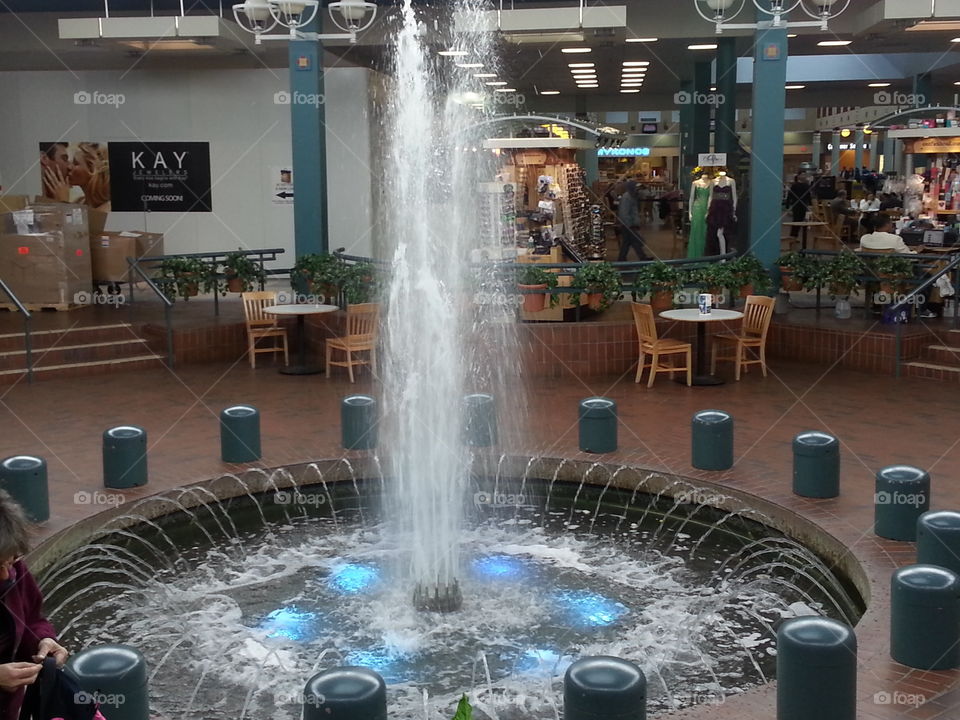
341,396,378,450
917,511,960,575
564,656,646,720
875,465,930,541
66,644,150,720
302,666,387,720
691,410,733,471
220,405,261,463
0,455,49,523
102,426,148,489
579,397,617,454
776,617,857,720
890,564,960,670
464,393,498,446
792,431,840,498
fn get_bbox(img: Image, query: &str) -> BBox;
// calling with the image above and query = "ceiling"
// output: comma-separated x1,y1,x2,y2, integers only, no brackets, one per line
0,1,958,109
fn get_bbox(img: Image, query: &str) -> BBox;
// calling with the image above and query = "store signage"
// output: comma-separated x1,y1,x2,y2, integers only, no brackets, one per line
108,142,212,212
597,147,651,157
698,152,727,166
905,137,960,154
762,43,781,61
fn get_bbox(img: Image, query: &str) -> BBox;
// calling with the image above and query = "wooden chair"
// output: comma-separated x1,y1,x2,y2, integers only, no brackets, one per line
710,295,775,381
241,291,289,369
631,302,692,388
326,303,379,383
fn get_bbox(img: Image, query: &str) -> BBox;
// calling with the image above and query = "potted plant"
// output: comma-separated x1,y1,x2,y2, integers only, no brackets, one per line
222,250,264,293
516,265,558,313
691,262,735,299
824,251,865,297
292,253,339,298
728,254,772,297
159,257,213,300
340,261,380,304
572,261,622,311
870,255,914,297
776,252,806,292
634,262,681,313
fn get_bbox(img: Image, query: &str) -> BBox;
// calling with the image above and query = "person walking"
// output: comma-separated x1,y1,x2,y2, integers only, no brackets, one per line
616,181,649,261
787,173,811,237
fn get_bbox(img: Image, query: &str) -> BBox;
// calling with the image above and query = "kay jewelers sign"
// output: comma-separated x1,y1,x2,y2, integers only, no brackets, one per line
904,137,960,154
108,142,212,212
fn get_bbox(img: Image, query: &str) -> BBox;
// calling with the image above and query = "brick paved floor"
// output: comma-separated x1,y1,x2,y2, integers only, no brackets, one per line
1,353,959,718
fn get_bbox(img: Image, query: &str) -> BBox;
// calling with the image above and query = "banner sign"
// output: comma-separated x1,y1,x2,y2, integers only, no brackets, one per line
698,152,727,166
108,142,212,212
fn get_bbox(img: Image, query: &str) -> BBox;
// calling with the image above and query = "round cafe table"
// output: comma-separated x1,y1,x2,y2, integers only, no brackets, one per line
263,303,338,375
660,308,744,386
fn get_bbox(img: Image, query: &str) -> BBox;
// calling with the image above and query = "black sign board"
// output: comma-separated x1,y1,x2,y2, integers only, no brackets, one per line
108,142,212,212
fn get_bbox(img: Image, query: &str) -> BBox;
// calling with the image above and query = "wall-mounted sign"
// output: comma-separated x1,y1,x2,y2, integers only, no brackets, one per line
597,147,651,157
762,43,782,61
905,137,960,154
698,152,727,166
108,142,212,212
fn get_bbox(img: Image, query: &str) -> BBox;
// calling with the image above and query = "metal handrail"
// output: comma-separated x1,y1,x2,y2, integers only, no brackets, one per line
0,277,32,384
126,259,175,369
892,254,960,378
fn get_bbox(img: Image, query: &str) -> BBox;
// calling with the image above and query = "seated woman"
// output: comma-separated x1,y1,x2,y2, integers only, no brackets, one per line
0,491,68,720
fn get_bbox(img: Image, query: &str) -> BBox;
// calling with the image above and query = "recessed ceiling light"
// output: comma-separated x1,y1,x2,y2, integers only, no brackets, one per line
688,44,718,50
952,37,960,42
818,40,851,46
785,84,805,89
621,81,644,86
955,81,960,86
621,89,641,93
626,37,658,43
868,82,891,87
621,71,646,76
571,68,597,74
562,47,592,54
710,86,717,91
474,73,497,78
456,63,484,68
438,50,468,56
578,84,599,88
787,34,797,38
568,62,595,68
486,81,508,86
622,61,650,66
540,90,560,95
494,88,517,92
576,79,599,84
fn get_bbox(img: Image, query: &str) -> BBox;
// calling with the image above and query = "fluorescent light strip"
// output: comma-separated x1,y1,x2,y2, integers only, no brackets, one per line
486,81,508,86
540,90,560,95
818,40,851,46
474,73,497,78
785,84,805,89
494,88,517,92
438,50,468,56
621,89,640,93
571,68,597,74
568,62,595,68
688,44,717,50
622,61,650,66
456,63,484,68
562,47,592,54
626,38,657,43
868,82,890,87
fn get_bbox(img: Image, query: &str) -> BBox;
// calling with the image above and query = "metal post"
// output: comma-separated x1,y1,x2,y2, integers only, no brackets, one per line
23,315,32,384
164,303,174,368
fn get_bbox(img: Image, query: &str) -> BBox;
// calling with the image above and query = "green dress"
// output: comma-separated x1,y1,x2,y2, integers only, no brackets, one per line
687,183,710,258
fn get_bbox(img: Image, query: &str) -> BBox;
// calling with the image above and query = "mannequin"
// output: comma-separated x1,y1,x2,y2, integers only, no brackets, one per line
687,173,712,258
706,170,737,255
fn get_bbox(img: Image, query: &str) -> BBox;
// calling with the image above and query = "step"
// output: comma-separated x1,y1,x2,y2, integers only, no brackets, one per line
0,339,153,372
904,361,960,382
0,323,136,352
921,345,960,367
0,354,166,385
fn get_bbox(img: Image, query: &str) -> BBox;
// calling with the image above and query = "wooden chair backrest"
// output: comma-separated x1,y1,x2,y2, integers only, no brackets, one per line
742,295,775,339
242,291,279,327
631,302,658,344
346,303,379,340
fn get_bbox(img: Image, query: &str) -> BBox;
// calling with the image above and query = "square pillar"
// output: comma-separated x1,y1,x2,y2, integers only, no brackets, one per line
715,37,738,167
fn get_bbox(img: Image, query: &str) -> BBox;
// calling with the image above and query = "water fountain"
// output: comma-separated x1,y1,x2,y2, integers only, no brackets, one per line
29,2,867,719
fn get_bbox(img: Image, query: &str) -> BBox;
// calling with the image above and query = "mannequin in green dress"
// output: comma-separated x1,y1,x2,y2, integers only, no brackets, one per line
687,174,711,257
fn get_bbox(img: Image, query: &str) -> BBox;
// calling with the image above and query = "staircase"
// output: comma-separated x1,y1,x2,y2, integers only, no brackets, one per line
905,329,960,382
0,323,166,385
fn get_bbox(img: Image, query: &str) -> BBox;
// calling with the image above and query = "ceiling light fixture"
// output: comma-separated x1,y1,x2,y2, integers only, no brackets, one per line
562,47,592,53
622,60,650,66
626,37,658,42
231,0,378,44
688,43,718,50
868,82,890,87
571,68,597,74
568,62,595,68
817,40,851,46
456,62,484,68
787,33,797,38
693,0,849,35
473,73,497,78
621,89,640,93
438,49,469,56
494,88,517,92
486,81,508,86
785,84,805,89
540,90,560,95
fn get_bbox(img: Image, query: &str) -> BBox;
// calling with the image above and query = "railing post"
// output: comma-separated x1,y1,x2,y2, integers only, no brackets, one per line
165,303,174,368
23,315,33,385
895,323,902,378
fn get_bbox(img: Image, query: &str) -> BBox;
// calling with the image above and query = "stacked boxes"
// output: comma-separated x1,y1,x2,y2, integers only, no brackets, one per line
91,231,164,283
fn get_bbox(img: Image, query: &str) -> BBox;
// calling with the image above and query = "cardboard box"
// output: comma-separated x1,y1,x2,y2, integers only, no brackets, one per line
91,231,165,283
0,195,29,213
2,204,90,254
0,231,92,306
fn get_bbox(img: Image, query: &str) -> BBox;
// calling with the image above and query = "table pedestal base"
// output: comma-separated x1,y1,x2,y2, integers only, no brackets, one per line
279,365,324,376
689,374,725,387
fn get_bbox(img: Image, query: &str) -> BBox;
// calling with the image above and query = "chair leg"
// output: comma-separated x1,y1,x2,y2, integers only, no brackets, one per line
635,349,645,383
760,346,768,377
686,347,692,387
249,337,256,369
647,351,658,388
326,344,332,378
347,349,355,383
734,342,743,381
282,334,289,366
370,347,377,375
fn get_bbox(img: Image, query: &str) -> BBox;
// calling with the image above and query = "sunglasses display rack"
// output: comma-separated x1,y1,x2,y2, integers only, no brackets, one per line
560,164,602,259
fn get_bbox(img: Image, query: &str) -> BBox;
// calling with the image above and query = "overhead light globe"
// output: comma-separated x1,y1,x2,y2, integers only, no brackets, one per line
705,0,736,8
233,0,279,31
328,0,378,32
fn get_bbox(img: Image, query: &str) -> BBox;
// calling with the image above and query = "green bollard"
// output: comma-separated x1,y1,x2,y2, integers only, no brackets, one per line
220,405,261,463
341,396,378,450
691,410,733,471
578,398,617,454
776,617,857,720
302,666,387,720
464,393,498,446
875,465,930,541
564,655,646,720
890,564,960,670
66,644,150,720
0,455,49,523
792,431,840,498
917,511,960,575
102,426,148,489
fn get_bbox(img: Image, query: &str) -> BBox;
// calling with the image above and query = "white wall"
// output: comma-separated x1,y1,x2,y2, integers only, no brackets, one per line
0,67,374,266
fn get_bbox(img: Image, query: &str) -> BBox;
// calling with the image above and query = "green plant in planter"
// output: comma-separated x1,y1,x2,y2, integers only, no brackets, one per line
689,262,735,293
776,251,817,291
516,264,560,311
340,261,380,304
159,257,215,301
728,254,773,294
572,261,622,310
222,250,265,294
633,261,682,295
291,253,339,295
870,255,914,282
824,251,866,296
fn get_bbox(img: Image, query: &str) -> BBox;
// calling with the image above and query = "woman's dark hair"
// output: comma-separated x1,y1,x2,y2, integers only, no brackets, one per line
0,491,31,560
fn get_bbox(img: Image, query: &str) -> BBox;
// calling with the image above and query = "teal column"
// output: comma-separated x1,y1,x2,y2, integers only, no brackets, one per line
854,127,865,171
289,16,328,257
582,150,599,188
715,38,738,169
913,72,933,107
811,131,822,169
693,61,711,155
831,130,841,173
748,20,787,269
